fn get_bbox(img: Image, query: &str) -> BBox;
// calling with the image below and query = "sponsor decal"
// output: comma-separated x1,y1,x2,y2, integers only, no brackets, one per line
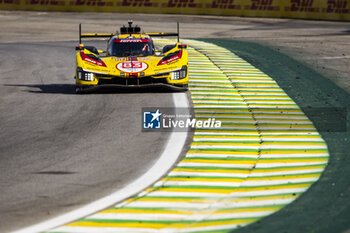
117,61,148,73
70,0,112,6
24,0,64,5
80,52,106,67
142,108,222,132
157,50,182,66
163,0,201,8
118,0,157,7
208,0,241,9
113,39,150,43
1,0,20,4
324,0,349,13
285,0,319,12
245,0,279,11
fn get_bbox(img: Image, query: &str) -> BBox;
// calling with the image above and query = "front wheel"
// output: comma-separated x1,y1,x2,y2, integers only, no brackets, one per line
173,84,188,91
75,85,96,94
75,86,83,94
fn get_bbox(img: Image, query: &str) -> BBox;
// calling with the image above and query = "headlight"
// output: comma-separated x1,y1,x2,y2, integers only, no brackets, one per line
171,71,180,80
77,68,94,81
171,65,187,80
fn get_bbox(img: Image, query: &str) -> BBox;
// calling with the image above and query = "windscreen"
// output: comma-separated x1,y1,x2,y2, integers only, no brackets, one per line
108,39,154,57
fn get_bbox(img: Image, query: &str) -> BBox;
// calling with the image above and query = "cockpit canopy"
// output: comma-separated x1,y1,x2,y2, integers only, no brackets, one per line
108,38,154,57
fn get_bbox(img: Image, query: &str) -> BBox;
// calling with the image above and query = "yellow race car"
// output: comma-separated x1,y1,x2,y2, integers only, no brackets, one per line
75,21,188,93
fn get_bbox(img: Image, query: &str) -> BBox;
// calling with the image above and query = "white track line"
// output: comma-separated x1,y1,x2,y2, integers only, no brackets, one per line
12,92,189,233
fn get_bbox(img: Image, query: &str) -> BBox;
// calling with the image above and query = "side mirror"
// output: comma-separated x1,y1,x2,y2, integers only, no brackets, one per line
155,50,162,56
178,44,187,49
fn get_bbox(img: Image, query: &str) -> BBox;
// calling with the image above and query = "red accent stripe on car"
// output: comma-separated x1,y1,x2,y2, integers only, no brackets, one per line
157,50,183,66
80,52,107,67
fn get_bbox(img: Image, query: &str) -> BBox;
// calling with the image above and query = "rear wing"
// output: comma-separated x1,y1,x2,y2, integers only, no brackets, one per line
78,22,180,44
78,24,115,43
146,21,180,41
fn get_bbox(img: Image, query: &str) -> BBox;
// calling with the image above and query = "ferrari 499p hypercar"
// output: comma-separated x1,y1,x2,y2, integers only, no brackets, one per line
75,21,189,93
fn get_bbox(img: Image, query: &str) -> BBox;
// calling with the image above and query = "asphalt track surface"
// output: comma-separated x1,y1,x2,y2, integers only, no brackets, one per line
0,40,178,232
0,11,349,233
